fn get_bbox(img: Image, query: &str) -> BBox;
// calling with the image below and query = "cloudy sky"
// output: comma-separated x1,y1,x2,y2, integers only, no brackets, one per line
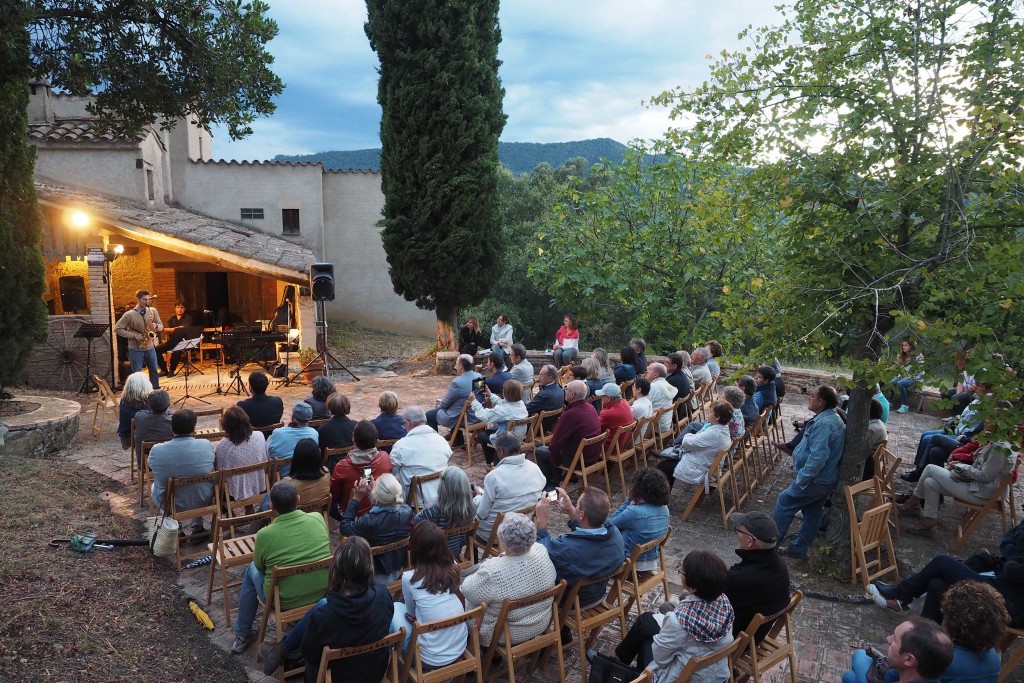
212,1,783,162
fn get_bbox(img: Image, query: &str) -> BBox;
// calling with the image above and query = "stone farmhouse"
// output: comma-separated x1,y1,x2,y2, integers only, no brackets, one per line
24,82,433,390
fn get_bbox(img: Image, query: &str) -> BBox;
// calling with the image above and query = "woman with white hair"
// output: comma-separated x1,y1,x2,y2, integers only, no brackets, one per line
413,467,477,556
117,371,153,450
304,375,336,420
461,512,557,647
340,472,413,582
689,347,712,388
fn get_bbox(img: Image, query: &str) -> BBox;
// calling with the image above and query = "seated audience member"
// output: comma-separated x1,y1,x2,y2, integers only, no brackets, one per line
304,375,336,421
331,420,393,517
705,341,723,379
259,536,394,680
597,383,635,451
583,357,606,397
615,550,734,681
470,379,528,467
339,473,414,582
462,513,557,648
656,401,733,490
848,581,1004,683
266,402,318,478
552,314,581,368
536,487,625,609
412,467,476,556
725,512,790,639
665,352,695,404
474,432,546,542
459,316,484,356
509,344,534,384
484,351,513,398
771,358,787,400
534,380,602,489
898,421,1018,535
279,438,330,505
646,363,679,434
630,338,649,376
118,371,152,450
371,390,407,442
614,345,639,384
490,313,514,364
570,365,588,383
892,337,925,414
236,370,284,428
689,347,713,388
873,384,891,422
149,409,215,514
525,364,565,433
736,376,760,428
861,398,888,479
722,386,747,439
425,354,482,432
846,618,952,683
902,390,985,482
945,351,977,418
609,468,670,571
214,406,268,511
752,366,778,413
230,480,331,655
631,377,654,421
870,555,1024,628
593,347,616,385
133,389,174,462
392,522,469,665
389,406,453,507
318,393,357,457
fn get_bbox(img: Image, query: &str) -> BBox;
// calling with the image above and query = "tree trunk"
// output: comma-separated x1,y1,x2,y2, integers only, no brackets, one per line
435,308,458,351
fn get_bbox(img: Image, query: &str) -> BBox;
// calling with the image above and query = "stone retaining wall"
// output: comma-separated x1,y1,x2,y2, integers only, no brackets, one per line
0,395,81,458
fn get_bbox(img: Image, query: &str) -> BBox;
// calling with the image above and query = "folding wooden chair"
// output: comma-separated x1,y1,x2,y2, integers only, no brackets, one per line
481,580,567,683
605,421,639,495
322,444,354,469
129,418,137,484
511,414,539,461
770,397,786,444
193,406,224,419
370,536,411,598
674,630,749,683
651,406,675,454
255,422,283,439
557,431,611,497
560,560,631,683
734,591,802,683
953,469,1017,552
634,412,659,466
400,605,486,683
166,470,222,570
441,519,479,572
475,506,536,561
315,628,405,683
219,460,272,518
446,399,474,448
309,418,330,429
535,407,564,448
618,378,635,399
844,479,898,587
680,446,736,528
256,556,333,682
620,527,672,629
407,471,444,514
139,440,163,512
998,627,1024,683
90,374,119,436
872,444,901,538
205,509,272,627
669,396,691,440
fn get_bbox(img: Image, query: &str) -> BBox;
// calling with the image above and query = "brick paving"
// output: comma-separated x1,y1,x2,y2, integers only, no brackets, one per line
65,369,1023,682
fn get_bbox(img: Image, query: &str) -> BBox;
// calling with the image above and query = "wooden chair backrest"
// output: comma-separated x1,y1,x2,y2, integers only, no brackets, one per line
407,470,445,513
94,374,118,407
447,399,474,447
167,470,223,523
255,422,284,438
378,438,399,450
476,506,536,560
402,604,485,683
606,420,638,457
678,630,749,682
219,460,273,515
441,519,479,571
737,590,803,672
488,579,567,670
560,559,630,622
192,406,224,419
309,418,330,429
537,407,564,440
322,445,354,467
316,628,405,683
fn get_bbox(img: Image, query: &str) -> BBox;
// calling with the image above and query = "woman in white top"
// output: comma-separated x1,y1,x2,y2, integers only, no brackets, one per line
490,313,513,364
470,379,528,467
214,406,269,512
656,401,734,489
392,521,467,667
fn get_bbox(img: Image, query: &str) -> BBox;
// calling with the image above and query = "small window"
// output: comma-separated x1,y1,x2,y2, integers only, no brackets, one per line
282,209,300,235
241,208,264,220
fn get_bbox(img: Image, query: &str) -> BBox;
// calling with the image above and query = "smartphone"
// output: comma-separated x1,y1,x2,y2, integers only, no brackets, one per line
546,490,559,502
362,466,373,482
472,377,486,393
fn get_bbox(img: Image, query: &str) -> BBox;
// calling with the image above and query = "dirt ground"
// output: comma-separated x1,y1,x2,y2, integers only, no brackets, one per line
2,325,1022,682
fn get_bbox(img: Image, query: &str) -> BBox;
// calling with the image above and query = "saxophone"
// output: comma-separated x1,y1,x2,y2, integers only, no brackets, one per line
140,309,159,349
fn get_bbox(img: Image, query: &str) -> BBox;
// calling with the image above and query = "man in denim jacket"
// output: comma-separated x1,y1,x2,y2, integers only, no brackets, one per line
771,385,845,560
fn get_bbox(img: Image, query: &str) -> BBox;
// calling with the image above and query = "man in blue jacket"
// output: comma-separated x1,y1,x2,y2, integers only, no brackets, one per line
772,385,846,560
426,354,482,431
536,486,625,609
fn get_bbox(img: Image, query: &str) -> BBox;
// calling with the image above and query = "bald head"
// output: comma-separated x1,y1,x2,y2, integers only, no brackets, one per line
565,380,589,403
647,362,667,379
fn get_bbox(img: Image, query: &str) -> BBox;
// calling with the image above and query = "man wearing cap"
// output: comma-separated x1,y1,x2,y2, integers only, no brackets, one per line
726,512,791,639
267,402,319,478
535,380,601,490
646,363,678,434
598,383,634,452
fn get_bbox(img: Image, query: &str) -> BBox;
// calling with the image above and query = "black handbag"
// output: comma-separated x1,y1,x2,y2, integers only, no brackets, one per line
588,653,641,683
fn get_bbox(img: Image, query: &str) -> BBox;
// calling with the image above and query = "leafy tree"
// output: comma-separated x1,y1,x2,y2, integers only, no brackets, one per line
652,0,1024,569
365,0,506,350
1,1,282,391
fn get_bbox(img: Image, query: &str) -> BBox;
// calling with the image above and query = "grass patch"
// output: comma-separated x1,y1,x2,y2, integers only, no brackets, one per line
325,322,434,365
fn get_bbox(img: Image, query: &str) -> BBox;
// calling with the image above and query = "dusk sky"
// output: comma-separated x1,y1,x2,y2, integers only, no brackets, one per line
212,1,783,162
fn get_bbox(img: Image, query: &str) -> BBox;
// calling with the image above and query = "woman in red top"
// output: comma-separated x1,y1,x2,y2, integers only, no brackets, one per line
552,314,580,368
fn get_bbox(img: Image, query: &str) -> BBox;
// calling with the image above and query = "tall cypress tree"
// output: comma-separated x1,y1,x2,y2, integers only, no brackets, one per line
365,0,506,349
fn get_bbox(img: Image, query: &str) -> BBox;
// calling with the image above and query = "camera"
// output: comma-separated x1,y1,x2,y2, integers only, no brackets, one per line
362,466,373,482
546,491,559,502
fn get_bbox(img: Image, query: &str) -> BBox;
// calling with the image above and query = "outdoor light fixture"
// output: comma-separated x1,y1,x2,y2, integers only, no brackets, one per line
68,209,91,229
103,243,124,262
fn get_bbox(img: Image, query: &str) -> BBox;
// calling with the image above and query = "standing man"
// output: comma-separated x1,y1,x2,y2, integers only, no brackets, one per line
534,380,601,490
426,354,481,432
156,300,194,377
772,385,846,560
115,289,164,388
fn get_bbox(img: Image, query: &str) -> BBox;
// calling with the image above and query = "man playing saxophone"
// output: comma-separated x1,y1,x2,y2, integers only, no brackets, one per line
115,289,164,388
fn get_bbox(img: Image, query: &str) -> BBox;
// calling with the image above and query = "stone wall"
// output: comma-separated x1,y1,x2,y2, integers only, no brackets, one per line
0,396,81,458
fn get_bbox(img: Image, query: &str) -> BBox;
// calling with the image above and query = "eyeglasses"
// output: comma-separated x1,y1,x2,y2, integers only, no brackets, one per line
736,528,756,541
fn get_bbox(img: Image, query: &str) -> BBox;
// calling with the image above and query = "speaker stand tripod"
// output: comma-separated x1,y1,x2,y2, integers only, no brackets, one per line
282,300,358,386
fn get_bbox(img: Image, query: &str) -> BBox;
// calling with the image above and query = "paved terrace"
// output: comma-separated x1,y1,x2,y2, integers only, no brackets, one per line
66,368,1023,683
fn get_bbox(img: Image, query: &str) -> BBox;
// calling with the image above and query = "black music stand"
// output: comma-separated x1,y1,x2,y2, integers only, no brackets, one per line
199,330,226,399
219,331,248,396
172,337,208,408
74,322,109,394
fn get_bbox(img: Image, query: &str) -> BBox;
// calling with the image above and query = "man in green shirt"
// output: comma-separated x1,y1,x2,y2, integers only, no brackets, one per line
232,480,331,654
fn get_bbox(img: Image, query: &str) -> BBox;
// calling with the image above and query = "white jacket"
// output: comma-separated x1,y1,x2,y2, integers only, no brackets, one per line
649,377,679,433
672,423,732,486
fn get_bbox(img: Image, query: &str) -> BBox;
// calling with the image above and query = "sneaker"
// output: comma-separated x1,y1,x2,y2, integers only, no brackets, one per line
897,405,910,414
231,631,257,655
260,641,287,674
867,583,907,612
586,649,599,664
777,545,808,561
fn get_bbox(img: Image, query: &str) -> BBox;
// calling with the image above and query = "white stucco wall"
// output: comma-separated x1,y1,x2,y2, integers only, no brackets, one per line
321,171,435,336
34,146,148,203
